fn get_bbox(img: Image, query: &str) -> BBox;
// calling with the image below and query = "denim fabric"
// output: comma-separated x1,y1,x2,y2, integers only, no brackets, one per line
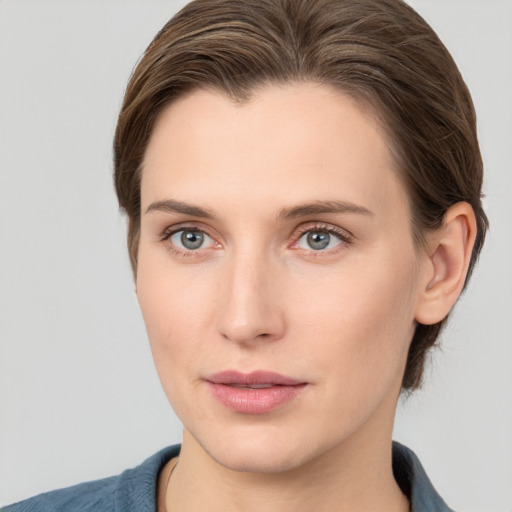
2,447,178,512
3,442,453,511
393,442,454,512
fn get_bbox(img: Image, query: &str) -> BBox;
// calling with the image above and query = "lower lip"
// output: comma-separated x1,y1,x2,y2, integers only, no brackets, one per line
207,382,307,414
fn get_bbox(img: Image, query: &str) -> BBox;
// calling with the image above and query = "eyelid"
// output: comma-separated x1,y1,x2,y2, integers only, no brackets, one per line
159,222,222,256
160,221,214,240
290,222,353,251
157,220,352,256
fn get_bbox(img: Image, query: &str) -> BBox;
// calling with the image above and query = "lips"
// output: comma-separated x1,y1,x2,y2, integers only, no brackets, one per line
205,371,307,414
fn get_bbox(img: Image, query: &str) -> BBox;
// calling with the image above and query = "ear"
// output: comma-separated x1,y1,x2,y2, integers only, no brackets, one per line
415,202,478,325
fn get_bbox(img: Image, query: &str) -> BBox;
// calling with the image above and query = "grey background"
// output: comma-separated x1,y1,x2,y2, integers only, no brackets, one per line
0,1,511,510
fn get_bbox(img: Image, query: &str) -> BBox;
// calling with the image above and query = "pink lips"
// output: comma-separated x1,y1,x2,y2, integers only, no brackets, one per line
206,370,307,414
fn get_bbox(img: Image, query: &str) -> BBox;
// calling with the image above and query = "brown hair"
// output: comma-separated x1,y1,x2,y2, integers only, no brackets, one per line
114,0,488,390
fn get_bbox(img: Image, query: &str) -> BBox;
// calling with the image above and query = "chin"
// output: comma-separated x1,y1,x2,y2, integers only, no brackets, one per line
210,444,308,474
191,423,325,475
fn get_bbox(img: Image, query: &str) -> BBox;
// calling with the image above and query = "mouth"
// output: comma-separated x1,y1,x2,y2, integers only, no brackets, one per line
205,370,308,414
228,383,275,389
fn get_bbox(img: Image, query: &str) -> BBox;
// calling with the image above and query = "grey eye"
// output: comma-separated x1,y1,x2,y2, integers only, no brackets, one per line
297,230,342,251
171,229,211,250
307,231,330,250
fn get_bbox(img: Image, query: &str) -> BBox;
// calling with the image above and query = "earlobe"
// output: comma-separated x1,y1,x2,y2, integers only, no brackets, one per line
415,202,477,325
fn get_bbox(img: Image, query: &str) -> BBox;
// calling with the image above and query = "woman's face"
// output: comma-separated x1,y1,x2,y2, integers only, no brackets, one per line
137,83,430,473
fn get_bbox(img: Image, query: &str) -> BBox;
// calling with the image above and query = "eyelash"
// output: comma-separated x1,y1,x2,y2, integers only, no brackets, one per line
159,222,353,257
291,223,353,253
159,223,215,258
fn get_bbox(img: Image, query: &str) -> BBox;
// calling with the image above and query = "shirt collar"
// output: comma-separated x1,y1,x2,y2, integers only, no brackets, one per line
115,443,454,512
393,441,455,511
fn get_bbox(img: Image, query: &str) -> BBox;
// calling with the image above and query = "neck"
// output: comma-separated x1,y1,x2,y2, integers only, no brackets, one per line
165,429,409,512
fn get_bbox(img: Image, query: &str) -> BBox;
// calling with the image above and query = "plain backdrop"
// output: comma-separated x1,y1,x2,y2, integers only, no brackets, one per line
0,1,511,510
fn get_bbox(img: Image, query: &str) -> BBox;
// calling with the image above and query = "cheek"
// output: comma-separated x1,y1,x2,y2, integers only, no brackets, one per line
135,251,215,378
136,254,233,430
288,253,418,386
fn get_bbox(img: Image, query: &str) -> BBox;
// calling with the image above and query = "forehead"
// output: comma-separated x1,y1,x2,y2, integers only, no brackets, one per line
141,83,408,219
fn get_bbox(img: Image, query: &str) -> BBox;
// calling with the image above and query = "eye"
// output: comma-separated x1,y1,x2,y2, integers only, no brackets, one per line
296,229,345,251
169,229,213,251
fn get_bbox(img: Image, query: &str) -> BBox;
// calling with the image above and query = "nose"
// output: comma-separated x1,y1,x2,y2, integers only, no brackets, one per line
216,250,285,345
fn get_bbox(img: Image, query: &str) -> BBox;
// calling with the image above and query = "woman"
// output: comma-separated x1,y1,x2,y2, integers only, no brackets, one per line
2,0,490,510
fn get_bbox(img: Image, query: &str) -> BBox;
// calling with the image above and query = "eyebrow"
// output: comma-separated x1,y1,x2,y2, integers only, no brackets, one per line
145,199,215,218
144,198,373,220
277,200,373,220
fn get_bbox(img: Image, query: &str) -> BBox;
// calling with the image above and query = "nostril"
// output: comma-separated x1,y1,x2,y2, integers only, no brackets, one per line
222,330,271,342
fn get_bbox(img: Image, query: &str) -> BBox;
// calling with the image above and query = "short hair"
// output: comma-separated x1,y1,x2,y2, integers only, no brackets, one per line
114,0,488,390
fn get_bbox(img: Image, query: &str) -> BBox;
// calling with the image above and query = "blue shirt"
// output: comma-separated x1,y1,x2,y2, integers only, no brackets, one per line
2,442,454,511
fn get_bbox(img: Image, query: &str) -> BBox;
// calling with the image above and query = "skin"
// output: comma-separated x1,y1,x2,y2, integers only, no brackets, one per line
136,83,476,512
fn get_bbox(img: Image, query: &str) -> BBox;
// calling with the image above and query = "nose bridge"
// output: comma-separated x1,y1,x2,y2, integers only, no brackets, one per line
217,245,284,344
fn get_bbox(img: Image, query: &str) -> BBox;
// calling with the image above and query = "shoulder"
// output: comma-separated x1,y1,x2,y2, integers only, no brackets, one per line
392,441,455,512
1,476,118,512
2,445,180,512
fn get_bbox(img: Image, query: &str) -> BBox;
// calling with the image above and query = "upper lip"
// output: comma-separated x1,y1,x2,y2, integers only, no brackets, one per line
206,370,305,386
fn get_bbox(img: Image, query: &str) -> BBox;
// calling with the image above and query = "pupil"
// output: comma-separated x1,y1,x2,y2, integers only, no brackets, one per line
181,230,204,250
307,231,330,250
